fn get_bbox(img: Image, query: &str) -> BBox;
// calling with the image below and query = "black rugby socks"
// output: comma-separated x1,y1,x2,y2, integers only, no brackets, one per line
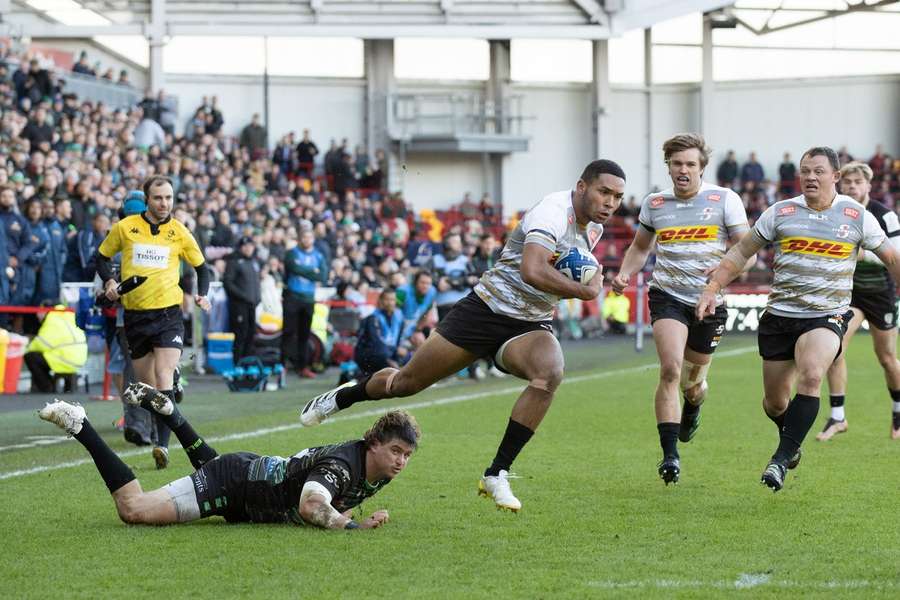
773,393,819,464
73,419,136,493
336,375,373,410
485,419,534,477
140,389,217,469
657,422,680,459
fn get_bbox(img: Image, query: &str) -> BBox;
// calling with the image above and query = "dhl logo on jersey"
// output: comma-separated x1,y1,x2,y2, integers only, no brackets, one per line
779,236,853,259
657,225,719,243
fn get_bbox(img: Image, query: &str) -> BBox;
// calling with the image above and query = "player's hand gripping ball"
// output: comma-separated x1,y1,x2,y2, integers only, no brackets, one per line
554,247,600,284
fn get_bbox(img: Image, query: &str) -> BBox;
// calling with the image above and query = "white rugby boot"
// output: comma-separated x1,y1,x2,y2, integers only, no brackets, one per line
478,470,522,513
38,400,86,436
300,381,355,427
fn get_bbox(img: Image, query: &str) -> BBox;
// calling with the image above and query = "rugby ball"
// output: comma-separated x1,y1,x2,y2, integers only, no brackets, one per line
554,247,600,284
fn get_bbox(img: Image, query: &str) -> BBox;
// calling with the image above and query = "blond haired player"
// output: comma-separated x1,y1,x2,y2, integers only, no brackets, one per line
612,133,749,485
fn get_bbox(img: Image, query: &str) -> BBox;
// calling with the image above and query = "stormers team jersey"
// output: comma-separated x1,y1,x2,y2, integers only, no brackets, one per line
240,441,389,525
753,194,887,317
475,189,603,321
853,199,900,294
638,182,748,305
98,214,204,311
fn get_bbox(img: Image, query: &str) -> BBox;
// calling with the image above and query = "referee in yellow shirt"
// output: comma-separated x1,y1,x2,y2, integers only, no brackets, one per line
96,175,212,469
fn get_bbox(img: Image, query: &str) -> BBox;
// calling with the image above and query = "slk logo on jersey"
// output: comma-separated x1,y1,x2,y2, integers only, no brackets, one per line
708,194,721,202
843,207,860,219
650,196,665,208
657,225,718,243
780,236,853,259
778,206,796,216
809,213,828,221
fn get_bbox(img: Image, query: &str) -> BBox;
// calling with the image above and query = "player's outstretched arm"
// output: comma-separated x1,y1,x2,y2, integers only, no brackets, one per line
521,243,602,301
298,482,386,530
696,233,764,319
611,226,655,294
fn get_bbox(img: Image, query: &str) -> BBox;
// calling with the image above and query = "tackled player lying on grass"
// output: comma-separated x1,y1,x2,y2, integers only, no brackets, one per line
37,383,419,530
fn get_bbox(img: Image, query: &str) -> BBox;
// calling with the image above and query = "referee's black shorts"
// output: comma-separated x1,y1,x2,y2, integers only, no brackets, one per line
757,310,853,362
123,304,184,360
435,292,552,368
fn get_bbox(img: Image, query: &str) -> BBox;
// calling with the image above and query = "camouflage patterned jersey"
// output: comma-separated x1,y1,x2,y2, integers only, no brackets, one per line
752,194,887,317
240,440,389,524
638,182,749,306
475,189,603,321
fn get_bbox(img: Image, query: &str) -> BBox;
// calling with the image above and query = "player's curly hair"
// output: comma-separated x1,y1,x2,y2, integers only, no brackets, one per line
663,133,711,168
364,410,421,450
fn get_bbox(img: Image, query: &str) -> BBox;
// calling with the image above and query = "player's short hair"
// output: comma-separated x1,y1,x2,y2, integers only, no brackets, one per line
364,410,421,450
800,146,840,172
840,161,873,182
662,133,711,168
142,174,173,197
580,159,626,184
413,270,432,284
379,287,396,299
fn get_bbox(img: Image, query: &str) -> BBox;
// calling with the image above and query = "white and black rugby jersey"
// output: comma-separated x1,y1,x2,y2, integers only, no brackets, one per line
475,189,604,321
752,194,887,317
638,182,749,306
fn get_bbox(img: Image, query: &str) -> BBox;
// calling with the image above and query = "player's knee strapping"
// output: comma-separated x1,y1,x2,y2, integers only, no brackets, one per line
680,360,710,395
527,376,559,394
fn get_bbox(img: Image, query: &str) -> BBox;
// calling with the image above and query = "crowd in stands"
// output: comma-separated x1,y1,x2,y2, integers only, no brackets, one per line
0,43,504,381
71,50,133,87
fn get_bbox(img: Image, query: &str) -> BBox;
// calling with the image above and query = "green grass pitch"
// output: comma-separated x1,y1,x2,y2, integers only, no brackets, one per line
2,334,900,598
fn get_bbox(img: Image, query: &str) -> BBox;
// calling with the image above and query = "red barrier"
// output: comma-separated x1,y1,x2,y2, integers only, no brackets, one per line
0,306,74,314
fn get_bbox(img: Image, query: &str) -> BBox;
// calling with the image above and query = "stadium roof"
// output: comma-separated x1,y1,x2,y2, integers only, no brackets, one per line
4,0,738,39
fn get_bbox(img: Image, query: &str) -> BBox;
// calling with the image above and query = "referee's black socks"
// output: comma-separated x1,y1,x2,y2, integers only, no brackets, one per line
336,375,373,410
73,419,136,494
140,390,217,469
773,393,819,464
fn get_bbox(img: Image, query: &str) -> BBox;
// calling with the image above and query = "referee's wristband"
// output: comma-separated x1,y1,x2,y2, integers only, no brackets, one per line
705,281,722,295
344,520,360,530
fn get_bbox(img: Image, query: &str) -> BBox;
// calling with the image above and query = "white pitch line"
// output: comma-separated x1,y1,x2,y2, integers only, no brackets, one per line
586,578,897,590
0,344,757,482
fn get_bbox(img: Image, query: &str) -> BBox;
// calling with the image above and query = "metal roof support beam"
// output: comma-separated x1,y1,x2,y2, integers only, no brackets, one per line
734,0,898,35
571,0,607,24
487,39,510,213
147,0,166,94
644,28,653,195
364,39,397,190
699,13,713,137
591,38,611,160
